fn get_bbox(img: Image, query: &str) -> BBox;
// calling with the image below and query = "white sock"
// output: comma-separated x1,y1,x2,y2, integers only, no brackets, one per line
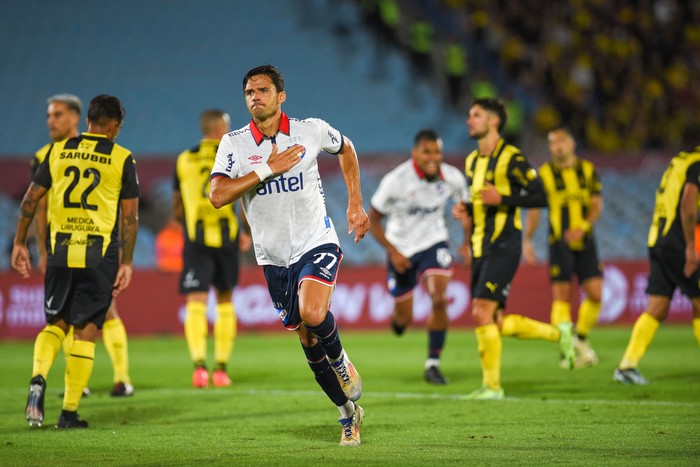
337,400,355,419
425,358,440,370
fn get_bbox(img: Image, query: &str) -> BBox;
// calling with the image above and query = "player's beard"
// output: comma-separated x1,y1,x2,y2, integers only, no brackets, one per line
250,104,278,123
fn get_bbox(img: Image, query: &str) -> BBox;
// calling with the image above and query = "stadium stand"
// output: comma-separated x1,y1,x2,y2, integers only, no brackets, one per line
0,0,472,156
359,0,700,152
0,0,686,269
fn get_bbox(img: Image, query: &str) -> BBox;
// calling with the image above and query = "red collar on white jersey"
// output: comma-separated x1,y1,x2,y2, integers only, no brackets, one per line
250,112,291,146
412,159,444,181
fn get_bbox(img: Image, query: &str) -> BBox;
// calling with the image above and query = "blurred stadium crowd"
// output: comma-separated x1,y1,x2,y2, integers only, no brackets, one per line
0,0,695,270
360,0,700,152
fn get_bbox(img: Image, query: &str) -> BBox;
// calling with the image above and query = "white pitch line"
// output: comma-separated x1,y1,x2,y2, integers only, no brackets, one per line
127,387,700,408
1,387,697,408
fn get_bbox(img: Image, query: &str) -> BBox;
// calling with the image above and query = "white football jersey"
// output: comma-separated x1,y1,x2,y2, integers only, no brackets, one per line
371,159,469,258
211,113,343,267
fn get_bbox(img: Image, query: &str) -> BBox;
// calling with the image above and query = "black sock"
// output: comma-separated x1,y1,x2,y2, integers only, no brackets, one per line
302,341,347,406
428,330,446,360
305,312,343,360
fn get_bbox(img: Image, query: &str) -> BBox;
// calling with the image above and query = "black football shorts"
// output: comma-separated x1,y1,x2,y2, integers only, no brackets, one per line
548,237,603,283
179,241,239,294
44,264,117,328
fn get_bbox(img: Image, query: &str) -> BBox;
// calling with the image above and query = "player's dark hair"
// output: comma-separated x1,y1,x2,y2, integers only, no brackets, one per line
243,65,285,93
413,128,440,147
87,94,125,126
470,97,507,132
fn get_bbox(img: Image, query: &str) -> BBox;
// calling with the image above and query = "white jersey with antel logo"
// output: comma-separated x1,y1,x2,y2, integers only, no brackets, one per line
371,159,469,258
211,113,343,267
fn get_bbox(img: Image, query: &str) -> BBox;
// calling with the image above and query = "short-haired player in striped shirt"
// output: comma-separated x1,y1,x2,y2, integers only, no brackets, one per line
32,94,135,399
14,94,139,428
523,127,604,369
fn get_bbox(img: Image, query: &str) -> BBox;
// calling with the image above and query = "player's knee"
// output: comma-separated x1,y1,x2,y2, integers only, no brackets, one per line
216,289,233,303
393,310,412,326
299,306,328,327
471,299,496,325
73,323,99,342
646,297,670,321
105,302,119,320
297,332,317,348
430,292,448,312
691,298,700,319
587,293,602,304
551,282,571,302
582,278,603,303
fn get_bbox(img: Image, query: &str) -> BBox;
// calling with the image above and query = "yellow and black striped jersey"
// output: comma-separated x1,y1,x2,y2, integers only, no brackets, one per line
32,143,52,174
175,139,238,247
648,147,700,249
464,138,546,258
32,132,139,268
538,158,602,247
32,143,55,209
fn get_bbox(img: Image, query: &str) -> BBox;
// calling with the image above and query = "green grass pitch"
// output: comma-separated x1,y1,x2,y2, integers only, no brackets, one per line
1,326,698,465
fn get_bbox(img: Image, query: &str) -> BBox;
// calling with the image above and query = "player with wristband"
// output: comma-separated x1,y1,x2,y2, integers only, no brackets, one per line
209,65,369,447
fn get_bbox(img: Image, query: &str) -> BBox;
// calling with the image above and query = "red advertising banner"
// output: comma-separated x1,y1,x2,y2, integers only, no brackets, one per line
0,262,693,340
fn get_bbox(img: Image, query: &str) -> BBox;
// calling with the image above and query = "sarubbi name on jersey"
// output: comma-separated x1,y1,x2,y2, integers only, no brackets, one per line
255,172,304,195
59,151,112,165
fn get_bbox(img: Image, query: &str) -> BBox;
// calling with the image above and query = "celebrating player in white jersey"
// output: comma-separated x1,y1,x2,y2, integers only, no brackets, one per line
209,65,369,447
369,129,469,385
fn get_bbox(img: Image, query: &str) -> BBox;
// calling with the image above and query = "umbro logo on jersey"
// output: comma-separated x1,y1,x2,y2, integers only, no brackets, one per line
256,172,304,195
319,267,332,280
249,155,263,165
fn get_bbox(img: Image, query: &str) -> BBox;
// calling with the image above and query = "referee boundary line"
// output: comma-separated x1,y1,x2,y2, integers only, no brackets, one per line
2,387,696,408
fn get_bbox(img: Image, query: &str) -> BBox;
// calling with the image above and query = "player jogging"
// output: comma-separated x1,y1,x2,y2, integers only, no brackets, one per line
369,128,469,385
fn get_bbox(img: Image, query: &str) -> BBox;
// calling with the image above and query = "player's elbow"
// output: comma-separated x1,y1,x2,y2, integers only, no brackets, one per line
209,191,226,209
209,178,228,209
